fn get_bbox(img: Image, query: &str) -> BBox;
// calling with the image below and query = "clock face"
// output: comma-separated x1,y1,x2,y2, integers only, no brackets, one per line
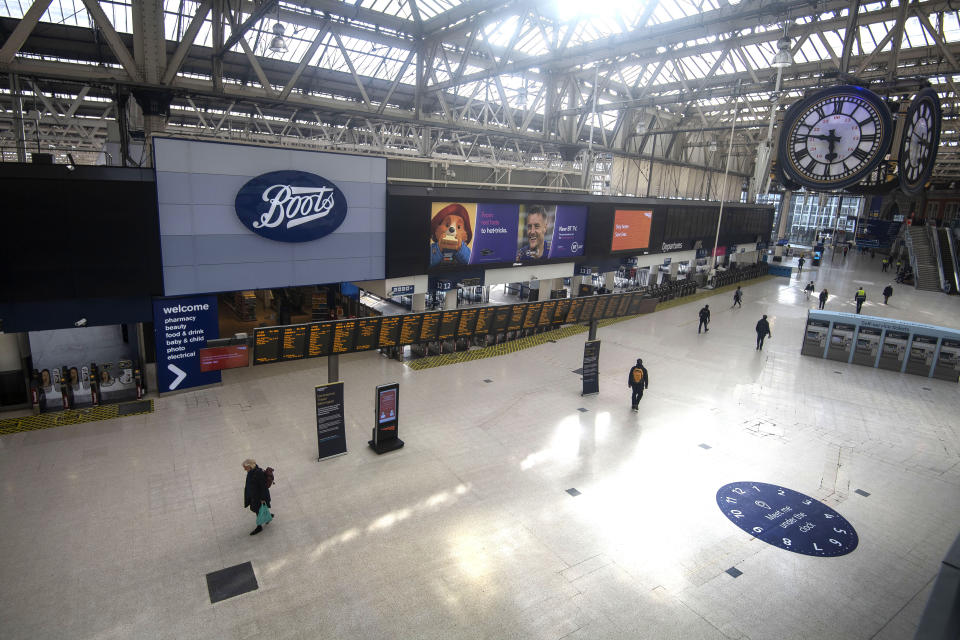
779,85,893,190
898,87,942,195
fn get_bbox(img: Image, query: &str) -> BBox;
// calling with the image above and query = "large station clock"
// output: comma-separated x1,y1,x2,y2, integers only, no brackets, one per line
778,85,893,190
898,87,941,195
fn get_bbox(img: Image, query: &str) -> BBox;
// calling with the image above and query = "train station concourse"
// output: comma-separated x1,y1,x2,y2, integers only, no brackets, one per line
2,252,959,639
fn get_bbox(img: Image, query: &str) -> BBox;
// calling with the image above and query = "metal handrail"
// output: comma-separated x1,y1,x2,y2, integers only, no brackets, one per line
944,227,960,294
927,224,947,292
904,229,919,290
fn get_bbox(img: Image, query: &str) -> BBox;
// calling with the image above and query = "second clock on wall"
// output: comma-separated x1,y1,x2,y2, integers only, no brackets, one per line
778,85,894,191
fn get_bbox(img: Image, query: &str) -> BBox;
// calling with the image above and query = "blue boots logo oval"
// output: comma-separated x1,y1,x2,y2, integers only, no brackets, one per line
235,170,347,242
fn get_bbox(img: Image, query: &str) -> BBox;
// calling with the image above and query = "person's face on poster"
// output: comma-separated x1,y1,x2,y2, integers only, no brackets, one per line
41,369,51,389
69,367,79,387
524,211,549,257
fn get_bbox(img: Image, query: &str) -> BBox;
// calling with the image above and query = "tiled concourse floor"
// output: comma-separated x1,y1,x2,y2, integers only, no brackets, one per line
2,251,959,639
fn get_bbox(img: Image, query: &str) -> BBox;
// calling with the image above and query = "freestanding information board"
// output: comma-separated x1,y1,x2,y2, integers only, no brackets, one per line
315,382,347,460
369,382,404,454
582,340,600,395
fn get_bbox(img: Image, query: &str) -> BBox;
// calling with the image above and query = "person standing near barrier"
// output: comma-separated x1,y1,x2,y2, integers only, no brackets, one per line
818,288,829,310
755,315,772,350
855,287,867,314
627,358,649,411
698,304,711,333
732,287,742,308
882,284,893,304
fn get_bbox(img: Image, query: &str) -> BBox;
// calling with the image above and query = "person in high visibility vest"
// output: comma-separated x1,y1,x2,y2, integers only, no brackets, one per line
627,358,650,411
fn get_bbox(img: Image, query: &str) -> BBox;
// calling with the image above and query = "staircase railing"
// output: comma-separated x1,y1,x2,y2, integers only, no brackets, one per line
927,224,947,292
944,227,960,294
904,229,919,289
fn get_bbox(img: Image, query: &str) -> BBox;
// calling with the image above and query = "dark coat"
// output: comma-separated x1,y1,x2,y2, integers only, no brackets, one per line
755,318,771,337
699,306,710,322
883,286,893,297
244,466,271,514
628,365,649,389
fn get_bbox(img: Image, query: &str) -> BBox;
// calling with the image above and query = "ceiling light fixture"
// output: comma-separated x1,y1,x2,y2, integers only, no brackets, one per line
269,22,287,53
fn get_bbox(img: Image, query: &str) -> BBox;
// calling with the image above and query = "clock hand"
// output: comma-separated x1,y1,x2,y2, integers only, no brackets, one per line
824,128,841,163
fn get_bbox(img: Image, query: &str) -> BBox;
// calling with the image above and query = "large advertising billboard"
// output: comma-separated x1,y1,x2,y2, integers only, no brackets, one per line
610,209,653,252
429,202,586,268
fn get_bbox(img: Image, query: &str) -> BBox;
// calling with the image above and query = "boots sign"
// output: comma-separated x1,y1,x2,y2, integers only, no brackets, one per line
234,170,348,242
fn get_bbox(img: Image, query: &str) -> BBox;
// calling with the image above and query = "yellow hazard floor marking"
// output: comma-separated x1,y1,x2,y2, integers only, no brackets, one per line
0,400,154,437
406,274,772,370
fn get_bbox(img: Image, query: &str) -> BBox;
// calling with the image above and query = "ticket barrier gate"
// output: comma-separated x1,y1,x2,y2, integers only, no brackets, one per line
877,331,909,372
932,339,960,382
852,328,881,367
801,320,829,357
826,323,855,362
905,335,938,376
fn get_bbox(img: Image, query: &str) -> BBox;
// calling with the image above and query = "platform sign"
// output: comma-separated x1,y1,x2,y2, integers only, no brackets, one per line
370,382,404,454
153,295,221,392
315,382,347,460
716,481,858,557
581,339,600,395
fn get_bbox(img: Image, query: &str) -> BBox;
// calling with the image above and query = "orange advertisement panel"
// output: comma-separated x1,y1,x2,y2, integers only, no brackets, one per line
611,209,653,252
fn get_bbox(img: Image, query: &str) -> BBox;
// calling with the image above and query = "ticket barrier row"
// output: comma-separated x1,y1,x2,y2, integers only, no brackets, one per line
802,313,960,381
29,364,144,414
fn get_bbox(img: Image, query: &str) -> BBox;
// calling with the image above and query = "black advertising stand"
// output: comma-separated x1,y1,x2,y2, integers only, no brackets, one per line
315,382,348,460
582,340,601,395
369,382,404,454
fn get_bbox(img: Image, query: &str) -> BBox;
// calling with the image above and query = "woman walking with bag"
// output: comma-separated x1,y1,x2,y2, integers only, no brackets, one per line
243,458,273,536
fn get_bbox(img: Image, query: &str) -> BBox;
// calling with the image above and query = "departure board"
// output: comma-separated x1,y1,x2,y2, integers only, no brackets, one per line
523,302,542,329
438,310,460,340
307,322,334,357
554,299,572,324
507,305,526,331
578,297,597,322
253,327,281,365
281,324,308,360
627,292,646,315
378,316,401,347
399,314,422,345
538,301,556,326
491,305,512,333
354,317,381,351
592,296,609,320
474,307,494,335
419,312,441,342
566,298,584,323
615,294,631,317
332,320,357,353
457,308,479,336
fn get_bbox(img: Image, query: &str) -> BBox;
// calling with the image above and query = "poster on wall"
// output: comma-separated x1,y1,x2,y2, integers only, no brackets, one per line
153,295,221,392
429,202,586,268
610,210,653,252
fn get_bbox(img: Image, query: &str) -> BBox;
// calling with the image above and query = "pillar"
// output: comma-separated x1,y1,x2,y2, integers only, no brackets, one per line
443,288,458,309
412,293,426,312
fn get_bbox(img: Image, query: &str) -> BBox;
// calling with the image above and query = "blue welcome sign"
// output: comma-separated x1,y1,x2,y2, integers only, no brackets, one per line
716,481,858,557
235,170,348,242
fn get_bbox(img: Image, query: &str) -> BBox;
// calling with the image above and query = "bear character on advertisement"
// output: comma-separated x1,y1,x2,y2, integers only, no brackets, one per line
430,203,473,266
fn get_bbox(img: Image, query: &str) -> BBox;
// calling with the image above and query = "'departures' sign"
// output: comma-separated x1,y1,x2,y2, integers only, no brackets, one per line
235,170,348,242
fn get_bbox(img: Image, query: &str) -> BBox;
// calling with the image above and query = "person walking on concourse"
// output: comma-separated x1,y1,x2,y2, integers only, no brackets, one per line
797,256,805,275
627,358,649,411
698,304,711,333
882,284,893,304
243,458,273,536
818,288,829,310
732,286,742,308
855,287,867,314
755,315,772,351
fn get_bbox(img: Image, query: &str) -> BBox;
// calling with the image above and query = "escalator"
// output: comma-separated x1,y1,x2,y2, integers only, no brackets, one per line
937,227,960,294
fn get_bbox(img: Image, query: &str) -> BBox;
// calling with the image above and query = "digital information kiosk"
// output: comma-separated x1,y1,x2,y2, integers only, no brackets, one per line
369,382,404,454
800,310,960,381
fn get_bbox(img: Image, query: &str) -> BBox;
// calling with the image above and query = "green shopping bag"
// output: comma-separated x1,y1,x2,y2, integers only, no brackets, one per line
256,503,273,526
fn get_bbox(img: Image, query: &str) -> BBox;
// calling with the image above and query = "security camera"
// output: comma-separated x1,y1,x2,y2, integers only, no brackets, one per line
74,318,87,327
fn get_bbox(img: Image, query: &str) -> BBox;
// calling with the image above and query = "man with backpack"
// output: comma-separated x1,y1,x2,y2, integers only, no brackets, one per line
243,459,275,536
627,358,649,411
698,304,711,333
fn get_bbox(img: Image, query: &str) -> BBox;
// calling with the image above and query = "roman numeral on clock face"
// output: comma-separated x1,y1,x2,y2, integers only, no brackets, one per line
852,148,870,162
